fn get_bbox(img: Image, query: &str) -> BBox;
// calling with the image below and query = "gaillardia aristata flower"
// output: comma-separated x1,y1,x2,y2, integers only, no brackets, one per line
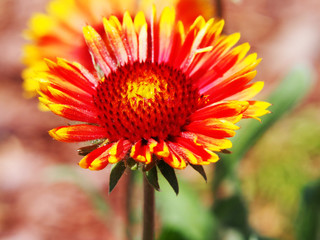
22,0,214,98
37,7,270,172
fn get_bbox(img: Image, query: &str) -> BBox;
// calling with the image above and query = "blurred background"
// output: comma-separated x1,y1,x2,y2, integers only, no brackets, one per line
0,0,319,239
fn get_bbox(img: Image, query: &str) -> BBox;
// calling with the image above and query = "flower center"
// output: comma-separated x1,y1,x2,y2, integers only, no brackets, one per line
94,61,200,142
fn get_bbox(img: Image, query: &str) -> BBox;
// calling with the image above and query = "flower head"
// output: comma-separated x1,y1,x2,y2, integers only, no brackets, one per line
37,7,270,172
22,0,214,98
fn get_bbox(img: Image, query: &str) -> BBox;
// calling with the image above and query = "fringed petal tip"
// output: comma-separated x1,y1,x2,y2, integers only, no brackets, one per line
243,101,271,121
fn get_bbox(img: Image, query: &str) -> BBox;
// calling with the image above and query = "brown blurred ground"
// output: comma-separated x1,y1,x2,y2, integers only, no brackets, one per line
0,0,319,239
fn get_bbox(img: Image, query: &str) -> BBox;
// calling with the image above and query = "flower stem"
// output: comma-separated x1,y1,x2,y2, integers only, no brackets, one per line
214,0,223,19
126,170,135,240
142,172,155,240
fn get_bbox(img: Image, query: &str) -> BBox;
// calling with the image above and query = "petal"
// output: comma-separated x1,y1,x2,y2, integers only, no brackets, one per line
201,70,257,101
151,140,170,158
162,142,187,169
228,81,265,101
83,25,116,75
44,86,95,109
103,17,128,65
106,138,132,164
185,119,240,139
134,11,148,62
190,101,249,121
138,23,148,62
243,101,271,120
181,132,232,152
167,20,185,65
189,32,241,81
173,16,207,69
49,124,107,142
47,104,98,123
170,138,219,165
45,58,98,94
158,7,176,63
180,18,215,71
146,138,186,169
79,139,131,170
196,134,232,152
130,139,152,164
150,6,159,62
134,11,147,33
197,43,251,90
37,71,92,100
79,143,113,169
123,11,138,62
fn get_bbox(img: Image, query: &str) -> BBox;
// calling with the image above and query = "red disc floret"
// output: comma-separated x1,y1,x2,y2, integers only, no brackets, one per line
94,61,200,142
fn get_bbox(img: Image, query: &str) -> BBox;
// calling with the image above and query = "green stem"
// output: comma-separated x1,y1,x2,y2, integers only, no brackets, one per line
142,172,155,240
126,170,135,240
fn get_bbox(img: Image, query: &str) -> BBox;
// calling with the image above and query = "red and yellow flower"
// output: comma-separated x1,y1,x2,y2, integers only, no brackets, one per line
36,7,270,170
22,0,214,98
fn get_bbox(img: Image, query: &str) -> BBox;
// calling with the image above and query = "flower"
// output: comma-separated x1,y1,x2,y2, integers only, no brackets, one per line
37,7,270,171
22,0,214,98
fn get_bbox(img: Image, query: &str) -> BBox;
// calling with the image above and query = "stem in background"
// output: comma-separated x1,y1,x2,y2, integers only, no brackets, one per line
142,173,155,240
214,0,223,19
125,170,135,240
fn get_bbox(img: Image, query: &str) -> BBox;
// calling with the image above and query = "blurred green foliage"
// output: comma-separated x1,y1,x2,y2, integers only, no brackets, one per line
242,104,320,240
296,180,320,240
157,175,217,240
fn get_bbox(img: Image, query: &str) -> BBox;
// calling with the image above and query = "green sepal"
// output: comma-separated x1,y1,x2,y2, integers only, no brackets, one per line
220,149,232,154
296,180,320,240
157,160,179,195
143,161,156,172
130,164,139,171
126,157,139,170
77,144,100,156
109,161,126,193
145,165,160,191
189,164,207,182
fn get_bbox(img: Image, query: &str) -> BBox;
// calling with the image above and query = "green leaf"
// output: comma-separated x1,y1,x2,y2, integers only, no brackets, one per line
109,161,126,193
126,157,139,170
145,165,160,191
157,160,179,195
158,226,189,240
77,144,99,156
189,164,207,182
296,179,320,240
213,195,250,237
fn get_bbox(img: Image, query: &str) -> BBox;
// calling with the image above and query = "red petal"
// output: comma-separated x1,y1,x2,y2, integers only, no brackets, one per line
79,139,132,170
49,124,107,142
83,25,116,75
130,139,152,164
190,101,249,121
185,119,239,139
78,143,114,169
47,104,98,123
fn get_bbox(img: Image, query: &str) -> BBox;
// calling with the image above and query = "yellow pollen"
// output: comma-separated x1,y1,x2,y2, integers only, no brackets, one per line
126,72,168,109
